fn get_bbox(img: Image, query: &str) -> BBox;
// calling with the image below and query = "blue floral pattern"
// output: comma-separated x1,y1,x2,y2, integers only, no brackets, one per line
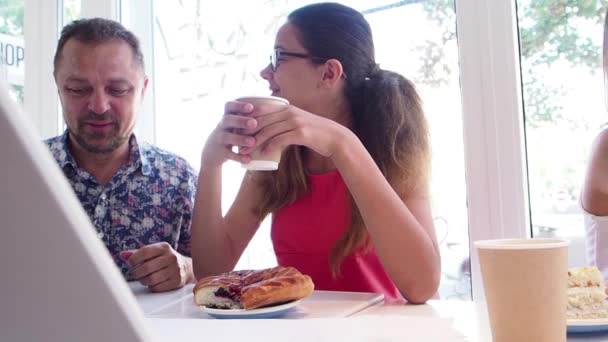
45,131,198,279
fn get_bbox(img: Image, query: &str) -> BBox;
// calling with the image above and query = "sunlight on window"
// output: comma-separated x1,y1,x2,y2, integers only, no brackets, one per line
517,0,606,267
152,0,470,299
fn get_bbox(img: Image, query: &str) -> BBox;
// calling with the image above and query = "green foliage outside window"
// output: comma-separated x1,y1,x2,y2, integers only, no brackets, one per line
0,0,23,36
421,0,608,128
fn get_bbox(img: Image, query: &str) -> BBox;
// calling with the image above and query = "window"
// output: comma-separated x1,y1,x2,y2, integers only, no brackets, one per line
517,0,606,267
0,0,24,103
151,0,470,299
63,0,81,24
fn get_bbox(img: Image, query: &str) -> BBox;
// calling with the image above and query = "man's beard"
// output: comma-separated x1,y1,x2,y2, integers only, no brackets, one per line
69,111,129,154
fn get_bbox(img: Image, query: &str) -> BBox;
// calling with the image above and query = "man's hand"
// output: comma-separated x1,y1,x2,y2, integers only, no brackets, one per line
120,242,195,292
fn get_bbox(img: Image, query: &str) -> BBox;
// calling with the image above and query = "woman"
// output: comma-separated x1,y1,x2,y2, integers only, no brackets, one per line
581,9,608,281
191,2,440,303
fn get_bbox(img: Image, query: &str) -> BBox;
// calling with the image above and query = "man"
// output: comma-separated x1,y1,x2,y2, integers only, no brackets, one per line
46,18,197,292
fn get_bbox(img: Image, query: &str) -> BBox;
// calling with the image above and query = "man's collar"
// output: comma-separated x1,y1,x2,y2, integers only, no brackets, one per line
56,131,77,169
127,134,152,176
58,130,152,176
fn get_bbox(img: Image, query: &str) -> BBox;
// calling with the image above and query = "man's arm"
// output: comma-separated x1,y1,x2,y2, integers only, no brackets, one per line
121,164,198,292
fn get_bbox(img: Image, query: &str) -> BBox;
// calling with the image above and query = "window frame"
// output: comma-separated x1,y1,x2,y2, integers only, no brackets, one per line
455,0,530,301
24,0,61,138
119,0,156,143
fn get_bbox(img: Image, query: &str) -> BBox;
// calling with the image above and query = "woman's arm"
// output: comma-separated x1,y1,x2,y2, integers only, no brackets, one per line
332,128,440,304
191,167,265,279
582,128,608,216
191,101,268,279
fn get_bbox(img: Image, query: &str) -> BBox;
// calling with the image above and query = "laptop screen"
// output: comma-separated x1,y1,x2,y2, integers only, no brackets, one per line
0,82,151,341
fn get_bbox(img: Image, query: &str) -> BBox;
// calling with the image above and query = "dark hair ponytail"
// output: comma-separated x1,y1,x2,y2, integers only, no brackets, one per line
257,2,430,275
351,68,430,190
328,67,430,274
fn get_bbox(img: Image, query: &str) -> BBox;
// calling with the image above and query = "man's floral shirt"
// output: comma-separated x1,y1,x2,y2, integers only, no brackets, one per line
45,131,198,279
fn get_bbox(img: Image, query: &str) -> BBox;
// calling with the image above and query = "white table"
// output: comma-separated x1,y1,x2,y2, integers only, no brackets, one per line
130,282,194,315
361,301,608,341
129,283,608,341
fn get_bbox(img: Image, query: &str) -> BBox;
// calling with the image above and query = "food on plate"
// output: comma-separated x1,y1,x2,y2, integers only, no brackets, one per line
567,266,608,319
193,266,314,310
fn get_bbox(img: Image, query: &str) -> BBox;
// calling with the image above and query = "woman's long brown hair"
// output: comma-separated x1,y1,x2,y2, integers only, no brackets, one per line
254,3,430,275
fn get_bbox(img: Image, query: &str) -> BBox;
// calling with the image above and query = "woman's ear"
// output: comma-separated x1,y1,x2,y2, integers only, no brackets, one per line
319,59,344,88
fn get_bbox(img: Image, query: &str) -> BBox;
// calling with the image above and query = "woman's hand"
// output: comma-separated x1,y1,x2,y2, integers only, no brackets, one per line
201,101,259,169
251,105,349,159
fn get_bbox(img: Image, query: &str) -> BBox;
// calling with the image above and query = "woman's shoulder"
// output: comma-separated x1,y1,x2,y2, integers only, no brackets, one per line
582,127,608,215
584,127,608,174
585,127,608,160
593,127,608,148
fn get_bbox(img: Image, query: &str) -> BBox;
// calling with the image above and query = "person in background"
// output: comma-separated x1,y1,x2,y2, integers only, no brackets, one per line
191,2,440,303
581,9,608,284
46,18,197,292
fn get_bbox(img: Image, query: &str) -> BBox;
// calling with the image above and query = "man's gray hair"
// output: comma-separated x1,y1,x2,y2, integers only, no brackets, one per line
53,17,145,73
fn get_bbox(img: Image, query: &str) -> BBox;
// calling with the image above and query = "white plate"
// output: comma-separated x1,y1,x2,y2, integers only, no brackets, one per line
567,318,608,333
200,299,301,319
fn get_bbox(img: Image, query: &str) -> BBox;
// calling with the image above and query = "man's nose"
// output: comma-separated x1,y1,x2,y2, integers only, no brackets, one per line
88,89,111,114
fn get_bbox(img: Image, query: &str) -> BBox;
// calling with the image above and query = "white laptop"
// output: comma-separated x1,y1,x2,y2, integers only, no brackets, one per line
0,82,151,341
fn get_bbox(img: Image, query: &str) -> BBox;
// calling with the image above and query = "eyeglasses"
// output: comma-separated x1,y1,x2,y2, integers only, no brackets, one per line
269,49,323,72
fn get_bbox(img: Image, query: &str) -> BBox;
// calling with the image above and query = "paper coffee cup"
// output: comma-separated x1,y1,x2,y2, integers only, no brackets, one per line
235,96,289,171
475,238,569,342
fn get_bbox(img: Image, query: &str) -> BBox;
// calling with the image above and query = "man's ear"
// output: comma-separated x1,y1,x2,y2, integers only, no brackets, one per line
141,77,149,99
319,59,344,88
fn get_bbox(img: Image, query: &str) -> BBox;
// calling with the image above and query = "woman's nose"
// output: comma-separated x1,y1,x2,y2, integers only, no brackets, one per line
260,64,273,80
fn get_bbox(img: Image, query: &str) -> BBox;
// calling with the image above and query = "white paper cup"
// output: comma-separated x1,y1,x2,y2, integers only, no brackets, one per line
475,238,569,342
235,96,289,171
